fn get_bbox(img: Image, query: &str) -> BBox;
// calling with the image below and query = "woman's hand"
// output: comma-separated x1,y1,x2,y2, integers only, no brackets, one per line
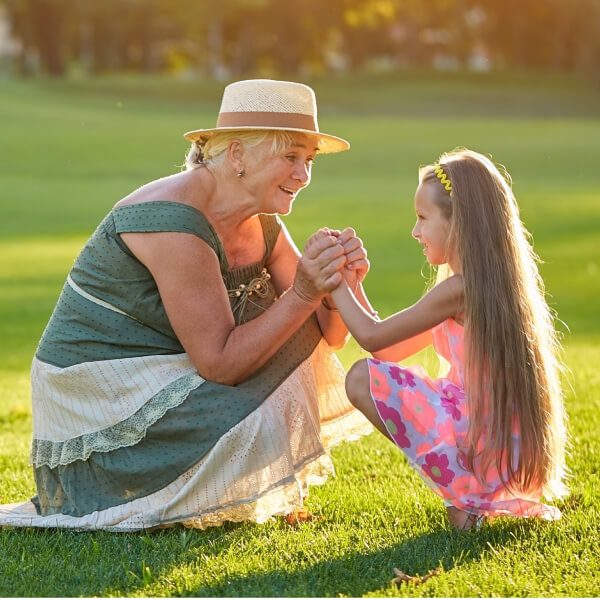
293,229,346,303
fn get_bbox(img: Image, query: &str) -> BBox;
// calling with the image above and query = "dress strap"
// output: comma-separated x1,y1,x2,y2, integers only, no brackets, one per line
258,213,282,259
112,201,226,270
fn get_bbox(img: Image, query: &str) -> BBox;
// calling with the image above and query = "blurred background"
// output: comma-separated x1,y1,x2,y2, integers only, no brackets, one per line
1,0,599,81
1,5,600,595
1,0,599,403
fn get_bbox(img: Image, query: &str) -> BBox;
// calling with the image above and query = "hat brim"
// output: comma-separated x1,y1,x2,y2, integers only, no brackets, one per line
183,126,350,154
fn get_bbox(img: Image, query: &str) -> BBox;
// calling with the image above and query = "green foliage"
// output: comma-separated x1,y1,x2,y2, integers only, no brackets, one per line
0,73,599,596
3,0,600,79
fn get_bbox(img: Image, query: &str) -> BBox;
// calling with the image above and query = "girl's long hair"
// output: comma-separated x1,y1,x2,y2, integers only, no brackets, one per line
420,149,567,499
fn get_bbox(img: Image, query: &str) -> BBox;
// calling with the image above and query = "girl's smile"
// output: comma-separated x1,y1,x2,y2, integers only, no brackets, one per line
411,181,454,269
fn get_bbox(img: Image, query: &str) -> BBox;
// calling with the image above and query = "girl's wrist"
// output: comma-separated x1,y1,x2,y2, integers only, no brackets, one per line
321,296,339,312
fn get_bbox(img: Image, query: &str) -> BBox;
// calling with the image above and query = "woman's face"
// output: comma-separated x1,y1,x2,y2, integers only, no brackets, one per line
247,134,318,215
411,181,455,268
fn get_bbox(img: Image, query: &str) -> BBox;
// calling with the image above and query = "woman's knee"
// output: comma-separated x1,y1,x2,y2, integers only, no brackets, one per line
345,359,371,409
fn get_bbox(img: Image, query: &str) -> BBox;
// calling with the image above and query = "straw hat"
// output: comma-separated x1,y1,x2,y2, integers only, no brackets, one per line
183,79,350,154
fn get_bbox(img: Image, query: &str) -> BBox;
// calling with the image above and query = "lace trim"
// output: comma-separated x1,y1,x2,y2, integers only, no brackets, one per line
164,452,335,531
30,373,203,469
0,450,337,532
165,416,373,532
321,405,374,449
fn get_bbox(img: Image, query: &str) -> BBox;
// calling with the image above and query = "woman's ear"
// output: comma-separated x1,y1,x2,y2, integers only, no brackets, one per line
228,140,245,174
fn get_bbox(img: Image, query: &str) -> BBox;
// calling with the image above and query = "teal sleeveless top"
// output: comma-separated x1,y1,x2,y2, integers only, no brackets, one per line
32,201,323,517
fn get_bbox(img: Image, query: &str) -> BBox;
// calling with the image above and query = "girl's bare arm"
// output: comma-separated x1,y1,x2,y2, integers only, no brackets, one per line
371,329,434,362
330,275,463,353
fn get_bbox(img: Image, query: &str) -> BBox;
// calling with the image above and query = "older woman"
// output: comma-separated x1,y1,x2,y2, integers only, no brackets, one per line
0,79,373,531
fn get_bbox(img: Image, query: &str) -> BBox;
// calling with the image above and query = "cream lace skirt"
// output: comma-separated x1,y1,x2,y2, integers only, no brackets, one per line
0,340,371,531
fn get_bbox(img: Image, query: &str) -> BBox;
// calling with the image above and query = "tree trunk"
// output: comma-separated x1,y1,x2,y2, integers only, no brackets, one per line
27,0,66,76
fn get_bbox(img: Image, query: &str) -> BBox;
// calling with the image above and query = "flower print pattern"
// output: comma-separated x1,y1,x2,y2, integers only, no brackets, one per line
422,452,455,487
366,318,561,520
451,475,473,497
376,401,411,448
436,419,455,443
389,365,416,388
440,382,464,421
415,442,431,457
402,390,437,435
370,364,392,403
465,499,492,512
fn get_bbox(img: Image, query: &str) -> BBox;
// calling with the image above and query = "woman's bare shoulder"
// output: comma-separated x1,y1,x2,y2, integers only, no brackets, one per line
115,171,199,209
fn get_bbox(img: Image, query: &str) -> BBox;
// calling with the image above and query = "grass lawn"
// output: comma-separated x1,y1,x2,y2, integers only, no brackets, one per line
0,71,599,597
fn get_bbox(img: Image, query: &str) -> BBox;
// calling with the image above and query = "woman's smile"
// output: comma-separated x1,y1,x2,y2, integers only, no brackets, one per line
278,185,298,197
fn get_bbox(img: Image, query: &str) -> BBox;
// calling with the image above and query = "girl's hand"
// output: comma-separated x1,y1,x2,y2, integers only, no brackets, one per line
304,228,341,252
336,227,370,291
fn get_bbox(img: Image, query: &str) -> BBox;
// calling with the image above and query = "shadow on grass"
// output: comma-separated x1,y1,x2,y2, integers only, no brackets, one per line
0,514,545,597
0,521,244,597
188,521,537,597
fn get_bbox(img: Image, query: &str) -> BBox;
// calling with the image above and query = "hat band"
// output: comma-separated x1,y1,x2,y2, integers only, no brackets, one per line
216,111,318,132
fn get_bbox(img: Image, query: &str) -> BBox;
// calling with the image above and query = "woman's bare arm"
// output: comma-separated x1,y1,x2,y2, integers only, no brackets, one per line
267,224,352,349
121,231,337,385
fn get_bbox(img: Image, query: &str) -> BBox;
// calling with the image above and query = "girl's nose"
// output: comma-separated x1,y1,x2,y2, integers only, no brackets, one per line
411,223,420,239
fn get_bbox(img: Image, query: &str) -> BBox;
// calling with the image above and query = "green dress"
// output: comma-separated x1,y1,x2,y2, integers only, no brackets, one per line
0,201,371,531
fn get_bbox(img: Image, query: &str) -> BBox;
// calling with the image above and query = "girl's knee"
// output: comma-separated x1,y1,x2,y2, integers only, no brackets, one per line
345,359,371,408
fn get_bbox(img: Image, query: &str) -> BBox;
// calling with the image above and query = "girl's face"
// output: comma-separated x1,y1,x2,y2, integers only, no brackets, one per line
245,134,317,215
411,181,455,268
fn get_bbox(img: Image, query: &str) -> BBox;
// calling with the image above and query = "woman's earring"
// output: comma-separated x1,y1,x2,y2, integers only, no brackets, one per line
237,169,245,178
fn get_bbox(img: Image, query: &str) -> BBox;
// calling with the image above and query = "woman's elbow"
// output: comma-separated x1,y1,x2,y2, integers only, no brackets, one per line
191,357,242,386
323,331,349,351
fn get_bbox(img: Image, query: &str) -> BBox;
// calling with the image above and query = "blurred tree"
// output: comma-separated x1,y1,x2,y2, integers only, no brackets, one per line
2,0,599,80
5,0,76,75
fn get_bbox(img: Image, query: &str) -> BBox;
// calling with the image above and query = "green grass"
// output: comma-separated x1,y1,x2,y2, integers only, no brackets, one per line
1,72,599,596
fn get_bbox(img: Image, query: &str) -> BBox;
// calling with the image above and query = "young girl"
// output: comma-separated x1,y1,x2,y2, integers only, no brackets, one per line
323,148,568,529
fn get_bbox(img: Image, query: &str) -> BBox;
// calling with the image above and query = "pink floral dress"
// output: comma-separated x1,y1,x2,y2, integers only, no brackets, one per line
368,318,560,520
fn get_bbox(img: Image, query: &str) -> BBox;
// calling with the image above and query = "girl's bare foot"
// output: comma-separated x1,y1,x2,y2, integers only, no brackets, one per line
446,506,485,530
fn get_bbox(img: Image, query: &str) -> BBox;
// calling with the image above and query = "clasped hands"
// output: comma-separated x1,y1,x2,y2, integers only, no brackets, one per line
293,227,369,305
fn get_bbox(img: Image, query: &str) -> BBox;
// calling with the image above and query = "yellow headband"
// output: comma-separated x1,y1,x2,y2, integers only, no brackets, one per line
433,164,452,194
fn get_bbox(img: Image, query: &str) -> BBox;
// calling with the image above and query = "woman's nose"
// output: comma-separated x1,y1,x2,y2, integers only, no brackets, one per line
293,162,311,185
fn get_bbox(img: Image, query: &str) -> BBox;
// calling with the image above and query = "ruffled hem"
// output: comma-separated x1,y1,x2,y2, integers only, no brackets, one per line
0,451,335,532
447,496,561,520
2,340,372,531
30,373,204,468
176,453,334,530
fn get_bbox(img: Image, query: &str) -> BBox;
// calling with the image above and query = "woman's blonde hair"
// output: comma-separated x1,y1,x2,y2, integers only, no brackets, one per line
420,148,568,500
185,130,308,170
